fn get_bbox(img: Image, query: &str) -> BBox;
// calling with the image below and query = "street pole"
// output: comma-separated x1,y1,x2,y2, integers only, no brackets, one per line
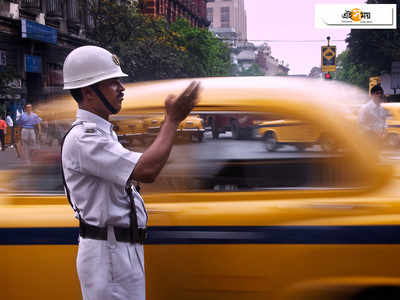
327,36,330,46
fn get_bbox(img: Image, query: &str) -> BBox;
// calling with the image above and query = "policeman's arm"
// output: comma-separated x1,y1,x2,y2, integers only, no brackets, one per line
130,81,201,183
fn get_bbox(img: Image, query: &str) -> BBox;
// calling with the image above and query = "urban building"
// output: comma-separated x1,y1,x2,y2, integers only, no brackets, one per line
142,0,209,28
0,0,208,118
206,0,247,44
0,0,99,113
309,67,322,78
232,42,289,76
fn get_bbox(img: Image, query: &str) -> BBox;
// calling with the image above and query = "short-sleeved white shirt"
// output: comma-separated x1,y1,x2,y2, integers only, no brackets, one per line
62,109,147,228
358,100,388,136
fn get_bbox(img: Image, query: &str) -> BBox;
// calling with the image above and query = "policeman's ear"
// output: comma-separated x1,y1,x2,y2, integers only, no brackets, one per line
81,86,97,102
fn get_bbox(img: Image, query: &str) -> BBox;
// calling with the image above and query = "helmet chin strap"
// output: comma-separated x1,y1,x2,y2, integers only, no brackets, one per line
90,85,118,114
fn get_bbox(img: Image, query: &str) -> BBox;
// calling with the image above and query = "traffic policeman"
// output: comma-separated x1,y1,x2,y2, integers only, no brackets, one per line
61,45,201,300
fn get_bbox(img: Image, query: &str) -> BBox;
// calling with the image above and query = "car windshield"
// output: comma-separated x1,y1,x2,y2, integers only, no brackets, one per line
0,105,381,195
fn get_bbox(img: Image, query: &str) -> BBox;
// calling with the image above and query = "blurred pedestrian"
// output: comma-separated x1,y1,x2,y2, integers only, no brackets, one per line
17,103,42,162
358,84,389,145
0,116,6,151
61,45,200,300
6,113,14,146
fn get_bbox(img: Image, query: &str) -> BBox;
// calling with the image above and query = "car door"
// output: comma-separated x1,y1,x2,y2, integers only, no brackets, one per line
138,105,399,300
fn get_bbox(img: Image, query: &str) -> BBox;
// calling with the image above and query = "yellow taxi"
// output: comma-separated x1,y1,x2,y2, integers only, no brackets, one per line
110,116,146,146
176,114,205,142
256,119,324,151
256,118,353,152
2,77,400,300
143,114,205,142
383,103,400,148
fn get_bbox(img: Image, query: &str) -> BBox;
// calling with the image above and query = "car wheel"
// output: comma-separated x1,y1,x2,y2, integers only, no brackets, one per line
386,133,400,149
296,145,307,152
231,120,240,140
197,132,204,142
264,132,277,152
320,134,337,152
210,118,219,139
183,133,193,143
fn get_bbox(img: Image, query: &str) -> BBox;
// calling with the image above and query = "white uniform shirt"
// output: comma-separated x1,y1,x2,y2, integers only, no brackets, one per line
62,109,147,228
358,100,388,136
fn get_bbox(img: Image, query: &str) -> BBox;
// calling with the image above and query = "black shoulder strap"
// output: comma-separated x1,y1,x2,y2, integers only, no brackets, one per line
61,122,84,215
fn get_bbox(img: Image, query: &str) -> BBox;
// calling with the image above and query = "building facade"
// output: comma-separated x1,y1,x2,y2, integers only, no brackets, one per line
142,0,209,28
256,43,289,76
0,0,209,118
206,0,247,43
0,0,99,116
231,42,289,76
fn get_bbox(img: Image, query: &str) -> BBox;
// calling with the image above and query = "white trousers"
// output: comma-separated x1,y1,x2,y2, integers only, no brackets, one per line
21,128,37,162
77,226,146,300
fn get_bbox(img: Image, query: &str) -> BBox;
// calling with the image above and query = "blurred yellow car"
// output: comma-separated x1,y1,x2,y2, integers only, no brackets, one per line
383,103,400,148
3,77,400,300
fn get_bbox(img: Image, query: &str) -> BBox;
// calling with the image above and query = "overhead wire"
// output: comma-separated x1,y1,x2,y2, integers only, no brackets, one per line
219,39,347,43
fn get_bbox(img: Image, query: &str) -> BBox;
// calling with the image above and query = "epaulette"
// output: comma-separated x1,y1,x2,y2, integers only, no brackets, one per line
83,122,97,133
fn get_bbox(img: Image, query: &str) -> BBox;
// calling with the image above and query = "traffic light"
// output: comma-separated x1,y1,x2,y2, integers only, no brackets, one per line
324,72,332,80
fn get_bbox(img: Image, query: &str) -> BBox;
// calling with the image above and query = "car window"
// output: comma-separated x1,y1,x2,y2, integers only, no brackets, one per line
139,110,370,193
0,109,371,195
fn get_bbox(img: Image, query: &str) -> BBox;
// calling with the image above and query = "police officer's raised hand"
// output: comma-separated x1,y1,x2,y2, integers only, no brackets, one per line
132,81,201,183
165,81,201,124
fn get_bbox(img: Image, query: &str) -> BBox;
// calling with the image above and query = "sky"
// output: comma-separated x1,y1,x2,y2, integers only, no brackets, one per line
244,0,366,75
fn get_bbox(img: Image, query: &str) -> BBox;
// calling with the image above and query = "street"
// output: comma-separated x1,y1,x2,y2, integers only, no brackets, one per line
0,146,23,170
3,130,400,172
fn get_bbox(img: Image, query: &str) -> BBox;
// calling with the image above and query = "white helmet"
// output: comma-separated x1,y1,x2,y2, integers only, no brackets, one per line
63,45,128,90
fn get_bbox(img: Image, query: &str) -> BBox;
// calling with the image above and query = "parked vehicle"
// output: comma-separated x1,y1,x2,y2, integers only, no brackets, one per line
383,103,400,148
143,114,204,143
204,112,260,139
256,118,348,152
111,116,146,146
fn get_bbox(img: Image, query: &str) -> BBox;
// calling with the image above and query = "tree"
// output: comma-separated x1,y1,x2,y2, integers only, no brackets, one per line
342,0,400,88
168,18,232,77
335,50,380,89
87,1,232,81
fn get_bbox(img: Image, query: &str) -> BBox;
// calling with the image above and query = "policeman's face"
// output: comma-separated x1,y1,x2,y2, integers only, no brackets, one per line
97,78,125,113
372,90,385,104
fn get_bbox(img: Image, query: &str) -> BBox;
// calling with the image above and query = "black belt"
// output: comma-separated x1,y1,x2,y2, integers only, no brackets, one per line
79,221,147,244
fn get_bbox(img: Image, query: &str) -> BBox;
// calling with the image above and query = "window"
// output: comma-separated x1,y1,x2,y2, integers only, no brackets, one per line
221,7,230,28
2,109,368,195
207,7,213,23
134,110,368,193
67,0,80,24
21,0,41,10
46,0,63,18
